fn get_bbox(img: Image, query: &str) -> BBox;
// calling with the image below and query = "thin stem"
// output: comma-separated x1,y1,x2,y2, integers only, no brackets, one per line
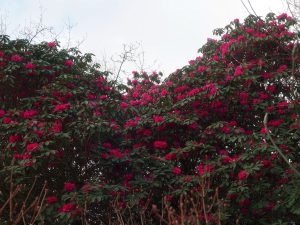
264,112,300,177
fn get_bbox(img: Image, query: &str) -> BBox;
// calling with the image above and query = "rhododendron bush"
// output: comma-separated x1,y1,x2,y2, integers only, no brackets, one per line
1,13,300,224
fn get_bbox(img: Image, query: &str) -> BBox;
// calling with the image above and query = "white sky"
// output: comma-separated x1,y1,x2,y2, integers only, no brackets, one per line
0,0,288,76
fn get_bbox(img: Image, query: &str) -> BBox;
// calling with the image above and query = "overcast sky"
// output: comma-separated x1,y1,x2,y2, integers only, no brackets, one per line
0,0,288,76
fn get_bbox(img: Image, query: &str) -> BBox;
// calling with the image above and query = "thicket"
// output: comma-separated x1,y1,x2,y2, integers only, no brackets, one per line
0,13,300,225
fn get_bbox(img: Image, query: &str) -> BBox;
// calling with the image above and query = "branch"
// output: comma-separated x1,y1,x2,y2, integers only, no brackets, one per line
263,112,300,177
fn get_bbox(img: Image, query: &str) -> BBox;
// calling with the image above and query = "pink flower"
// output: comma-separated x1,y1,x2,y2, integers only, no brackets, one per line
153,140,167,149
276,13,288,20
22,110,38,119
220,43,229,56
260,127,268,134
102,142,112,149
64,182,76,192
226,75,233,81
120,102,128,109
197,66,207,73
9,135,21,143
165,153,176,160
25,62,35,69
50,120,62,133
277,65,287,73
109,149,123,158
238,170,248,180
188,88,200,97
234,66,243,76
54,103,71,112
161,89,169,96
26,143,39,152
278,101,289,109
153,115,164,123
59,203,75,213
221,126,230,134
47,196,58,204
268,119,284,127
47,42,56,47
11,55,22,62
64,59,74,67
172,167,181,175
100,95,108,100
3,117,12,124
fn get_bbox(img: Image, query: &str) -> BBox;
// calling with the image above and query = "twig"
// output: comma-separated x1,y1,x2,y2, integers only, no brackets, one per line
0,185,21,215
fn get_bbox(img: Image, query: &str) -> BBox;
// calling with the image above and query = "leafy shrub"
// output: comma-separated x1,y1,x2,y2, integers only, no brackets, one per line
1,13,300,225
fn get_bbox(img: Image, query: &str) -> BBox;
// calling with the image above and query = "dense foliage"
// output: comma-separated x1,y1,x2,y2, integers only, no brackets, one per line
1,13,300,225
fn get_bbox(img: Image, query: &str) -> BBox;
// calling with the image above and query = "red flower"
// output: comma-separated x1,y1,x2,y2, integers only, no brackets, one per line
11,55,22,62
47,196,58,204
109,149,123,158
9,135,21,143
22,110,38,119
277,64,287,73
102,142,112,149
220,43,229,56
64,59,73,67
268,119,284,127
143,129,152,136
161,89,169,96
26,143,39,152
153,115,164,123
54,103,71,112
59,203,75,213
120,102,128,109
234,66,243,76
276,13,288,20
221,126,230,134
188,88,200,97
153,140,167,149
50,120,62,133
25,62,35,69
3,117,12,124
197,66,207,73
64,182,76,192
172,167,181,175
165,153,176,160
47,42,56,47
260,127,268,134
238,170,248,181
100,95,108,100
34,130,44,138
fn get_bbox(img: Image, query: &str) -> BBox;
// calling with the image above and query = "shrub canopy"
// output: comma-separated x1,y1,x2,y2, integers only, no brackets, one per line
1,13,300,225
